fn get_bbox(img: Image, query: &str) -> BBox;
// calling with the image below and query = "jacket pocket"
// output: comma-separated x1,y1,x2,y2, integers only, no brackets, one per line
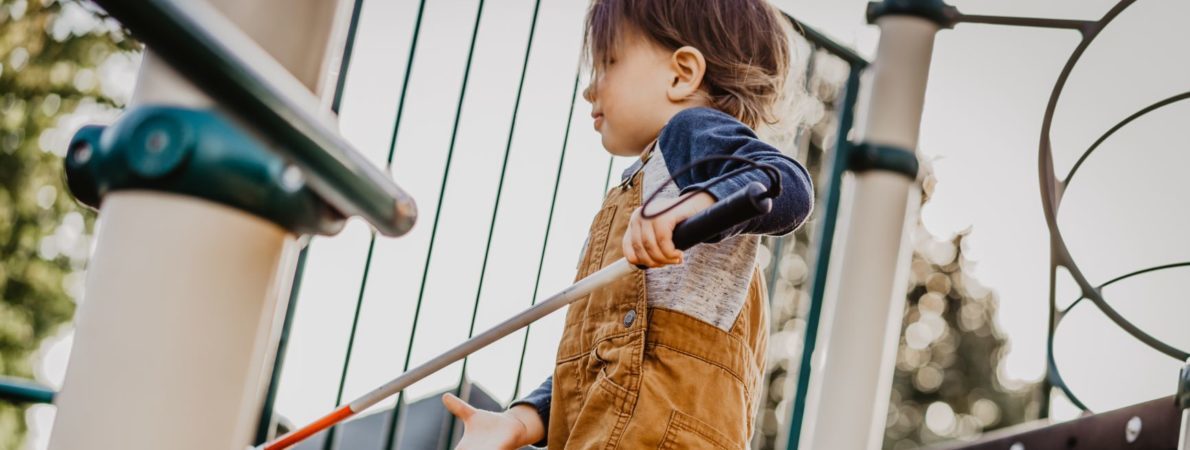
658,410,738,450
562,369,632,450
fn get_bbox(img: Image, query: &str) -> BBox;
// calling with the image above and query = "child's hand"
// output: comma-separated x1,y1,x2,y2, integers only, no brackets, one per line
442,393,543,450
623,191,715,267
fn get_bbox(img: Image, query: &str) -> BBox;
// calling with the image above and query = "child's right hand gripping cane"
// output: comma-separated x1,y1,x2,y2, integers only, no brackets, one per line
443,393,544,450
624,191,716,267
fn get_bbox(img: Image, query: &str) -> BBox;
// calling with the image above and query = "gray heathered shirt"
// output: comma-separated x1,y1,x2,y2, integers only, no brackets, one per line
635,149,759,331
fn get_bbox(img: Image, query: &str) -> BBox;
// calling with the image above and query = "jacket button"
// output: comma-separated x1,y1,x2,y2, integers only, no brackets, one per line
623,309,637,328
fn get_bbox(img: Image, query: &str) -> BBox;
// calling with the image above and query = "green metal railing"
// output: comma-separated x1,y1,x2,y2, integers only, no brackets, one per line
10,1,868,449
255,5,869,449
780,59,865,450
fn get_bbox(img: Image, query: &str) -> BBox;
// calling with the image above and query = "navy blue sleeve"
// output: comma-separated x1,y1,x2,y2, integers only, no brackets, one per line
656,107,814,240
509,376,551,447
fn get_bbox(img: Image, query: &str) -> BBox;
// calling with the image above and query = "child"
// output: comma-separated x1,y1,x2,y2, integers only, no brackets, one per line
443,0,812,448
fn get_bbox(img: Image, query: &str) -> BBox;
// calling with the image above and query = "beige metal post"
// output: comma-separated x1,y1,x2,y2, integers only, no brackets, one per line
48,1,349,449
797,15,939,450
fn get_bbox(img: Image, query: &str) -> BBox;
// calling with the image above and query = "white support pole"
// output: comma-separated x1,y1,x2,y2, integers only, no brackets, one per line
797,15,939,450
1179,410,1190,450
1179,359,1190,450
49,1,347,449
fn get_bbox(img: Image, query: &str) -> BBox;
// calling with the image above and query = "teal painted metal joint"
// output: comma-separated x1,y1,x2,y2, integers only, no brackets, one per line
0,377,55,405
65,106,346,235
848,143,919,179
866,0,960,28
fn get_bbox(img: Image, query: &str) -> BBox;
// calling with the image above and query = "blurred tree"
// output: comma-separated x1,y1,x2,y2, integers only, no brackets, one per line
751,43,1042,447
0,0,137,447
880,167,1042,449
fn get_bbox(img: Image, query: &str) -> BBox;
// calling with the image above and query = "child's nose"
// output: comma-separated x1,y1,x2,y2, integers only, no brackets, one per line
582,84,594,103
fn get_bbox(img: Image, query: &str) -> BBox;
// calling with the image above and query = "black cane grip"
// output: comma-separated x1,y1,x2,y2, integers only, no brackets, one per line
671,181,772,251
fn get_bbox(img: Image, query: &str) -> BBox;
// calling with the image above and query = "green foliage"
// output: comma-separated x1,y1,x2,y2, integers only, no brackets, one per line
0,0,137,447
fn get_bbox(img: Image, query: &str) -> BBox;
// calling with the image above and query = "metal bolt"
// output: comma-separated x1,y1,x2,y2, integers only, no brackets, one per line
1009,443,1024,450
1125,415,1141,443
72,141,92,164
281,165,305,192
146,129,169,153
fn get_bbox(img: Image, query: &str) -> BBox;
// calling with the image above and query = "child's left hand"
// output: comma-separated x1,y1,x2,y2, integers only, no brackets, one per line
623,191,715,267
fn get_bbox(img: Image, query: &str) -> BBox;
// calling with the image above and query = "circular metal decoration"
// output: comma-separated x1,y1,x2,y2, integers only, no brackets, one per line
1036,0,1190,411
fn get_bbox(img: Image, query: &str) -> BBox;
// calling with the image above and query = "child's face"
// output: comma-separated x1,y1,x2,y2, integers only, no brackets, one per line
584,34,686,157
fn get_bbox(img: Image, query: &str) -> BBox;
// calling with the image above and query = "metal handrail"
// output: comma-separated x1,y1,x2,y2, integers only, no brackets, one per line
92,0,417,237
783,12,870,69
0,377,55,405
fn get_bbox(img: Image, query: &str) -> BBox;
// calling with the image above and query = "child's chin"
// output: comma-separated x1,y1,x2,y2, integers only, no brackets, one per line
601,136,643,157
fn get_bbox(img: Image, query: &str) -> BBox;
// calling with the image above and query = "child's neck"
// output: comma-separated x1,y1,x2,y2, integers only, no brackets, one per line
638,140,658,162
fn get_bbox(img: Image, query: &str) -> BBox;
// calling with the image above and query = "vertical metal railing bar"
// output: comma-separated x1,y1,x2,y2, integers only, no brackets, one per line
330,0,367,116
783,64,863,450
752,43,821,450
762,44,821,308
255,249,311,445
323,236,378,450
442,0,545,447
254,0,365,443
318,0,434,446
383,0,487,448
510,68,584,401
601,157,615,196
384,0,430,165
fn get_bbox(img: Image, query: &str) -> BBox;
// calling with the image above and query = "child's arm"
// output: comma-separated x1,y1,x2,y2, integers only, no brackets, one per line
659,107,813,238
626,107,814,267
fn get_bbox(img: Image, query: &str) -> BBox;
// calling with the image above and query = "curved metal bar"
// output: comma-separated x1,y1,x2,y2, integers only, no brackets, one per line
1049,261,1190,413
1099,261,1190,288
1038,0,1190,415
1061,261,1190,315
1064,91,1190,186
1074,273,1188,359
1046,318,1092,412
1039,0,1189,360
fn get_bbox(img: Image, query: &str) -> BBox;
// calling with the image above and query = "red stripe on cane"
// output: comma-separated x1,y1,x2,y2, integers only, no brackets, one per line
263,405,355,450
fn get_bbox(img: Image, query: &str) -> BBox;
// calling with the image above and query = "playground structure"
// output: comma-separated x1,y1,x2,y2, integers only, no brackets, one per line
0,0,1185,449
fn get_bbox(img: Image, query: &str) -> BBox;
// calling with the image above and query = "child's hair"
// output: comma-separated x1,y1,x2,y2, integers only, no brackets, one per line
584,0,791,128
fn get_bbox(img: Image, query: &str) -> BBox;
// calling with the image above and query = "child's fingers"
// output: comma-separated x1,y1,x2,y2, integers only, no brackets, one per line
628,210,657,266
442,393,476,421
651,218,682,263
637,213,667,264
622,231,638,265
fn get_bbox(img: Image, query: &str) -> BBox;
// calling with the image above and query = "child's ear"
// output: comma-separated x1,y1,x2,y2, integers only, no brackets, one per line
667,46,706,102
